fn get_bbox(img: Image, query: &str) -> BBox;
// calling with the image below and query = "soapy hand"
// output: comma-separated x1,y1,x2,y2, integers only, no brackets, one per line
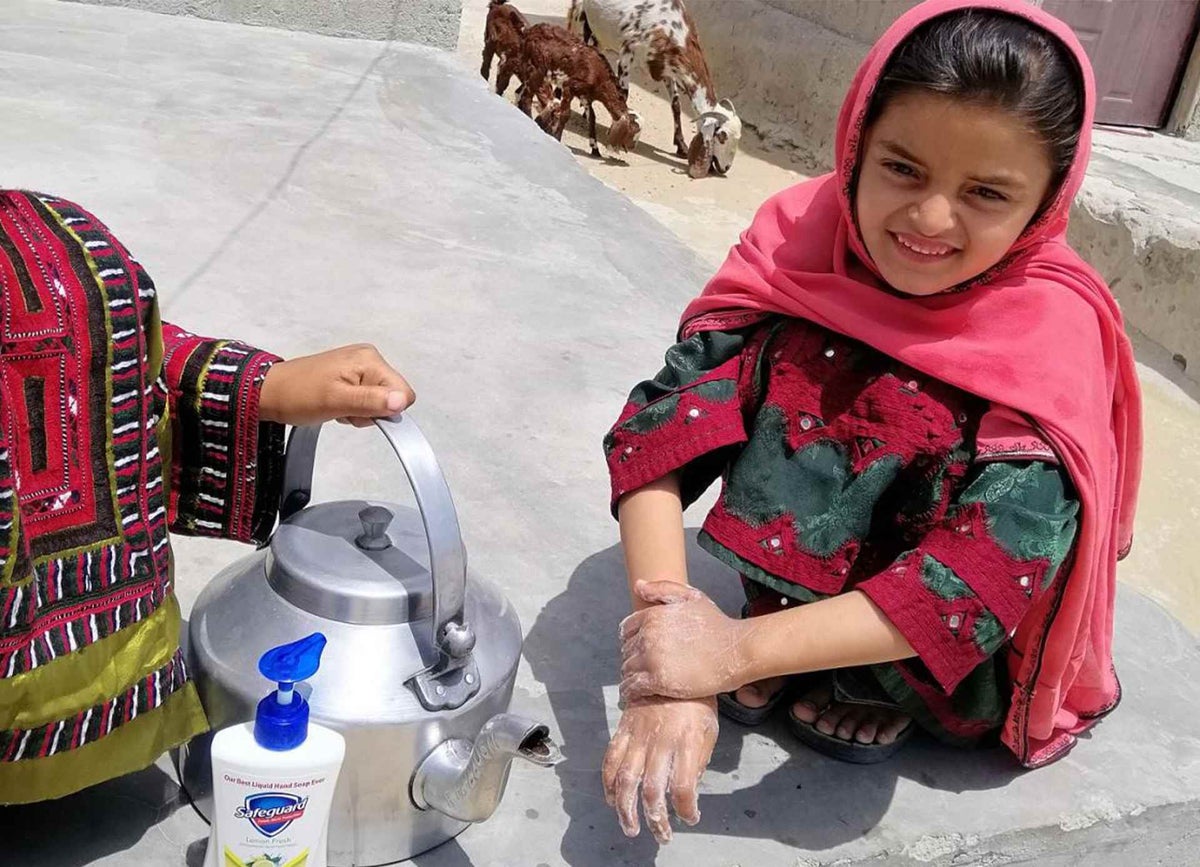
602,695,718,844
259,344,415,427
619,581,753,702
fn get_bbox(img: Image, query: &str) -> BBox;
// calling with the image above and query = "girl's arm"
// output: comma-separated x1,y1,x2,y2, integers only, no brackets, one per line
606,474,718,845
616,472,689,611
621,460,1080,704
618,582,914,701
739,590,915,681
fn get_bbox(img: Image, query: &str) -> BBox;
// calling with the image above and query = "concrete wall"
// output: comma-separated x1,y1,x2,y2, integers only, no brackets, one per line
687,1,920,171
1168,37,1200,141
61,0,463,47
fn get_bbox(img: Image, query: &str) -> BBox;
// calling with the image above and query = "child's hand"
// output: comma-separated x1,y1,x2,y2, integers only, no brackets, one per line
619,581,752,702
259,344,415,427
602,695,717,844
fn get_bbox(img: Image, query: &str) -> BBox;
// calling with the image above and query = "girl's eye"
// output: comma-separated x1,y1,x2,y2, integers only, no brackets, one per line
883,160,919,179
972,186,1008,202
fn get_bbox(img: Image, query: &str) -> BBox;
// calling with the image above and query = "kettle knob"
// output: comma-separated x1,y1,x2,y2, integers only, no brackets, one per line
441,622,476,659
356,506,394,551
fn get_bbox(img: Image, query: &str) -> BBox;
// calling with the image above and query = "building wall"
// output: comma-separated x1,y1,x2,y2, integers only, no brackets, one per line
61,0,464,48
687,1,924,171
1168,37,1200,141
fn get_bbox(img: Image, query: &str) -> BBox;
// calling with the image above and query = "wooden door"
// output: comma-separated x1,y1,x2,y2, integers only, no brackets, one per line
1042,0,1200,127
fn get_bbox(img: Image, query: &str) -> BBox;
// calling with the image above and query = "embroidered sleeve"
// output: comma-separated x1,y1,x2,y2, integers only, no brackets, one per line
160,322,285,544
604,327,760,514
857,460,1078,695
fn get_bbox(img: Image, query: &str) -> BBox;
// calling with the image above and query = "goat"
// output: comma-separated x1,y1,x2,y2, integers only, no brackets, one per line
567,0,742,178
480,0,554,108
516,23,641,157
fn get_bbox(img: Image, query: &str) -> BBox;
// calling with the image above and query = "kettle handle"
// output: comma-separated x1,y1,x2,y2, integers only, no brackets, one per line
279,416,473,669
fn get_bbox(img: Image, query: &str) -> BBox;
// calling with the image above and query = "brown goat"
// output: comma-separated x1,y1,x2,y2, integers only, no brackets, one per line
516,23,641,157
480,0,553,108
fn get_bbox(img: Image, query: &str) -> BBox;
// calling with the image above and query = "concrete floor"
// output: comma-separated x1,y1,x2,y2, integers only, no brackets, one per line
1,1,1199,865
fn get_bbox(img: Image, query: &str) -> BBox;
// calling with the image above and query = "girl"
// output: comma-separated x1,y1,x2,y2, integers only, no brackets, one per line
601,0,1141,844
0,191,414,802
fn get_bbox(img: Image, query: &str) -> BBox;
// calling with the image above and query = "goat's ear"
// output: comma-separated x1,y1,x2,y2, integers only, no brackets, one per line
687,130,712,179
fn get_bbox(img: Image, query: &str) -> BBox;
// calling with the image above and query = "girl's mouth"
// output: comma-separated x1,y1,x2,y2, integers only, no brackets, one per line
890,232,959,262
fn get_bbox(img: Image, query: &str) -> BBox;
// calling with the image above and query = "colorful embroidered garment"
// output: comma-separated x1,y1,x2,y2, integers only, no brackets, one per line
659,0,1140,767
606,317,1080,743
0,191,284,803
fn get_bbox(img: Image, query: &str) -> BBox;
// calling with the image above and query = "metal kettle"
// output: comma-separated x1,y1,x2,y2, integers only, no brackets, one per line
180,416,561,866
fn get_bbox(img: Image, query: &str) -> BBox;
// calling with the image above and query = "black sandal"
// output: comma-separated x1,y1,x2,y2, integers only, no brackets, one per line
787,669,915,764
717,683,791,726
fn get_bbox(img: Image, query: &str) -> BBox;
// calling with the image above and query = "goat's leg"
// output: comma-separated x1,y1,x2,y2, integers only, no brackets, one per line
495,56,516,96
617,44,634,100
668,80,688,157
517,67,543,116
587,103,601,157
480,42,495,80
551,87,573,141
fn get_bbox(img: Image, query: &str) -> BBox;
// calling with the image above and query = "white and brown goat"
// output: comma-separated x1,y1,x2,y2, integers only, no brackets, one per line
567,0,742,178
516,23,641,157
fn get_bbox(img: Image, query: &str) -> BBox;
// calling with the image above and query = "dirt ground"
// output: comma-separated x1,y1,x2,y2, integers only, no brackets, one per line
456,0,809,268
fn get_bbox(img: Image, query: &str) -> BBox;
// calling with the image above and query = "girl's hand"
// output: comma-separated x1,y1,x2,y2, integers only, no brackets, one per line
619,581,753,702
602,695,718,844
259,344,415,427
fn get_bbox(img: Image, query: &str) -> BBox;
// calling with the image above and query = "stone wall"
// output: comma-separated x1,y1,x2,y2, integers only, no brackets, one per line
687,0,919,171
61,0,463,48
1168,39,1200,141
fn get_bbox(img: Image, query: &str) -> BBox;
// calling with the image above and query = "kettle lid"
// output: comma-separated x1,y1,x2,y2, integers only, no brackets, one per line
267,500,434,626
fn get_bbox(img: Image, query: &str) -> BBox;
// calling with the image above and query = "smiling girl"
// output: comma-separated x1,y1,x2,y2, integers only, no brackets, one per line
599,0,1142,844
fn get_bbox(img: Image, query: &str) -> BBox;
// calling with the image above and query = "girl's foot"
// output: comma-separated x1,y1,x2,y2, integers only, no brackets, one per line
717,675,791,725
790,682,912,746
733,676,789,709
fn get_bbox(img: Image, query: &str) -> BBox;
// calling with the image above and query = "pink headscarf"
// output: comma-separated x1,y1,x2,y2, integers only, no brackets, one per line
681,0,1142,767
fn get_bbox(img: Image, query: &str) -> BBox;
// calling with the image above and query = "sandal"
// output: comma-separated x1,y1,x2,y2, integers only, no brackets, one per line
787,669,915,764
717,682,791,726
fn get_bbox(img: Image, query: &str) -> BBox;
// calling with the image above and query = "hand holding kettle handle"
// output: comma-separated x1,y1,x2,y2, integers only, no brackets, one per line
279,416,475,679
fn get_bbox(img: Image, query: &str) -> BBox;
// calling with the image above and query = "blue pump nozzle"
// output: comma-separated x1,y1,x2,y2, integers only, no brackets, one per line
254,633,327,751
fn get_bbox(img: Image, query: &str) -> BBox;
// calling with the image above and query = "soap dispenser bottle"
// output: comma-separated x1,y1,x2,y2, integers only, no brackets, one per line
204,633,345,867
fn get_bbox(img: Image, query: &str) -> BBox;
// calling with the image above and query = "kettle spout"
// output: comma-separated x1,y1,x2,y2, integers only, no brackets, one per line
412,714,563,823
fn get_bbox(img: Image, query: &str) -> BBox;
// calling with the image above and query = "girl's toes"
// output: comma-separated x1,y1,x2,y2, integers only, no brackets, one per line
876,712,913,745
854,715,880,744
816,703,850,736
791,684,833,724
835,707,867,742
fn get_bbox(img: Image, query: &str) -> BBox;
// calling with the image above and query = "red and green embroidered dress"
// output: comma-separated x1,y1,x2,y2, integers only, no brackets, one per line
0,191,284,802
605,317,1079,744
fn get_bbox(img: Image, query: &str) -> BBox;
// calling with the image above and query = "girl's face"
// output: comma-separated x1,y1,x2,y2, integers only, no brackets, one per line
855,90,1056,296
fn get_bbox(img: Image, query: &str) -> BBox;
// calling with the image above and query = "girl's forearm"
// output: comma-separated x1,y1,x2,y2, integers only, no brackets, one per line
616,473,689,611
739,591,916,683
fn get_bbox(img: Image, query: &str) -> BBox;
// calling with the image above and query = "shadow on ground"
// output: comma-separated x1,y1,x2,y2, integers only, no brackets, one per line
524,530,1025,865
0,761,197,867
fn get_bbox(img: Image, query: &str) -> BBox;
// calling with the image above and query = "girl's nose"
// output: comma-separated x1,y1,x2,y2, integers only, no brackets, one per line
909,195,955,236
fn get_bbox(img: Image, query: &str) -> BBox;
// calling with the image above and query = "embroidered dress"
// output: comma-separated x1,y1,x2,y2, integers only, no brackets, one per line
605,317,1079,744
0,191,284,803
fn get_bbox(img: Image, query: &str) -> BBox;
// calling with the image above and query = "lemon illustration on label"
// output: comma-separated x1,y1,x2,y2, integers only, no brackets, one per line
222,848,307,867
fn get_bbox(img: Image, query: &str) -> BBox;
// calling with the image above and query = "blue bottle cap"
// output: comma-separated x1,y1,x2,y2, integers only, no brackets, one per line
254,633,327,751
